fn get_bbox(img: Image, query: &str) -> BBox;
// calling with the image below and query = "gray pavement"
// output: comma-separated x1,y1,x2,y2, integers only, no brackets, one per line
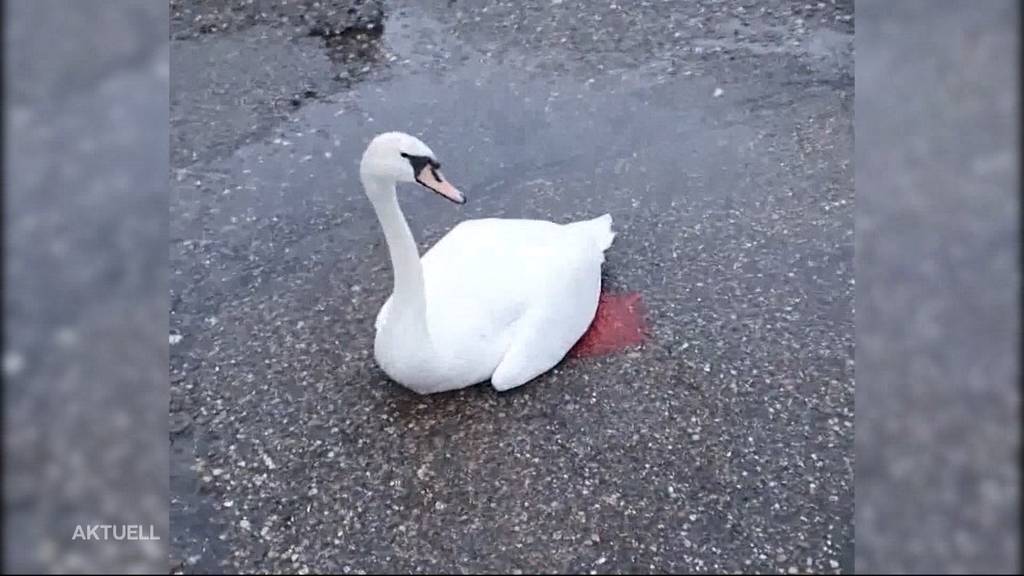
170,1,853,572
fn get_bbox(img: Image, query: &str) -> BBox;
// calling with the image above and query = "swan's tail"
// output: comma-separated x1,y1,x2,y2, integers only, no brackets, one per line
582,213,616,252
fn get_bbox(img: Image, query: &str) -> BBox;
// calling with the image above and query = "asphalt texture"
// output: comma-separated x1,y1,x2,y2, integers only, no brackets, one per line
170,1,854,573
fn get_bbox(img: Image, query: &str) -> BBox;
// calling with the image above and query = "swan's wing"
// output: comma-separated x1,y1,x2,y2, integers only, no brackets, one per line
375,219,547,336
418,219,552,343
420,218,566,310
490,249,604,390
418,217,610,388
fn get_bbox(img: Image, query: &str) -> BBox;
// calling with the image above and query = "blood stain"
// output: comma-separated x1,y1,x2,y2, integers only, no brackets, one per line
569,292,649,358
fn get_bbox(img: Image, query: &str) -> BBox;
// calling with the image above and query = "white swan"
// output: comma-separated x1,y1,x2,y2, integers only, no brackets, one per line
360,132,615,394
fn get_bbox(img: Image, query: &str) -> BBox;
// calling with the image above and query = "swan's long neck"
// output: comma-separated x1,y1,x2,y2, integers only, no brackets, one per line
363,176,432,343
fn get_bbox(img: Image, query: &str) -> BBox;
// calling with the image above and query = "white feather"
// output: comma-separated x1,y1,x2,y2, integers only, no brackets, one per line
361,132,615,394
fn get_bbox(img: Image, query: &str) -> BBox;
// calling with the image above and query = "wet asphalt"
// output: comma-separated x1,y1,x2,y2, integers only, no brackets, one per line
170,1,853,573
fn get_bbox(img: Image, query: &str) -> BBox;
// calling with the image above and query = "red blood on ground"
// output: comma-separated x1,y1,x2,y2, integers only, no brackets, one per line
569,292,649,358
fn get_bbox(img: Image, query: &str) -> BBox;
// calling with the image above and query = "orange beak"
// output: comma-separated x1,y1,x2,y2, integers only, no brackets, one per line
415,164,465,204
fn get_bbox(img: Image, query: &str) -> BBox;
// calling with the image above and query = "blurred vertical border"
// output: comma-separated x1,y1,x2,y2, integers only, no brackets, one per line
856,0,1020,573
2,0,169,573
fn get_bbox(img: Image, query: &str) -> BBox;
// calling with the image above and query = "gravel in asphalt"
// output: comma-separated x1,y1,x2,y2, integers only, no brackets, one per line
170,1,854,572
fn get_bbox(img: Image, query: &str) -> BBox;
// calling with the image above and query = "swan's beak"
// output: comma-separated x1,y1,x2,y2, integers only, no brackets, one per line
416,165,465,204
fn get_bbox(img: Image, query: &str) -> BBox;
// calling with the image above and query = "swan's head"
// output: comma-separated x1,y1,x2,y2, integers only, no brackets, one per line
360,131,465,204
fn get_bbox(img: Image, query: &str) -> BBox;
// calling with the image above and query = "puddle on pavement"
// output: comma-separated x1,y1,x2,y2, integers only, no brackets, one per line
174,3,834,321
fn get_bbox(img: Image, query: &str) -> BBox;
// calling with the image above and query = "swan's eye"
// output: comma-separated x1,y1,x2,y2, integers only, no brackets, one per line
401,152,439,176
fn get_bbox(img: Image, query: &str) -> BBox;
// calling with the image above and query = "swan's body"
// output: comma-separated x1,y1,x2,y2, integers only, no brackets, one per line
360,132,615,394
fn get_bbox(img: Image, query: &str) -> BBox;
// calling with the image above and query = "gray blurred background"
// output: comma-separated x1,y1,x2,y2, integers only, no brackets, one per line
0,0,1019,574
3,0,168,573
856,0,1020,573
